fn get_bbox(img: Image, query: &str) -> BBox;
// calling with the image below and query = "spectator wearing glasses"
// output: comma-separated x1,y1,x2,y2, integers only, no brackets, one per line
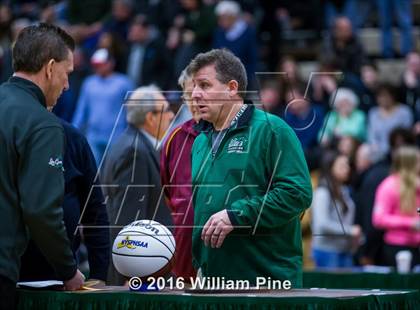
101,85,174,285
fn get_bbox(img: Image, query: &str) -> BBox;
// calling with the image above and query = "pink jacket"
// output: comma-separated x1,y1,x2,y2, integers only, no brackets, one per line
372,174,420,247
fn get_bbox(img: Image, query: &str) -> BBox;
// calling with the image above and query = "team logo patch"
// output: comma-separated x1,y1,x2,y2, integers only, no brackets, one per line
117,236,148,249
48,156,64,171
227,136,248,153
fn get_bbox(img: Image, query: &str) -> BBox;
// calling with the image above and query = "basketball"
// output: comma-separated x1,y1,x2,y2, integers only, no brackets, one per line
112,220,175,278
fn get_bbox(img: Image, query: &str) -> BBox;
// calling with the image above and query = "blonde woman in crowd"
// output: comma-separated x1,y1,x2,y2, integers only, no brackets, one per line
373,146,420,269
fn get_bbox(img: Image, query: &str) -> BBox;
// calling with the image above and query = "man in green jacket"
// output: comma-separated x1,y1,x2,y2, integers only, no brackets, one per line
0,23,85,308
189,49,312,288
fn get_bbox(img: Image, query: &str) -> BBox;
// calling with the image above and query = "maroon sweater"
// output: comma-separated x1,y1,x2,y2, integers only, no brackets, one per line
160,119,198,280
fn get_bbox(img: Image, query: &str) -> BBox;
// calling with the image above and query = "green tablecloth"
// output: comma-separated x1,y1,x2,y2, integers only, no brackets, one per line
303,271,420,290
17,289,420,310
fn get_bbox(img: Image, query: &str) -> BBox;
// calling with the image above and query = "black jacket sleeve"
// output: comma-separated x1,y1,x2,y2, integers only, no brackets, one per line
19,126,77,281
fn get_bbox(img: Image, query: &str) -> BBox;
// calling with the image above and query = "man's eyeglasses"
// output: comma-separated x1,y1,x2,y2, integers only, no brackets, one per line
152,106,172,114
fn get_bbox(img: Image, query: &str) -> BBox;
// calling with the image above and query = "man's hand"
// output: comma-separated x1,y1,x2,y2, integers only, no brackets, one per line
64,269,85,291
201,210,234,248
85,279,106,288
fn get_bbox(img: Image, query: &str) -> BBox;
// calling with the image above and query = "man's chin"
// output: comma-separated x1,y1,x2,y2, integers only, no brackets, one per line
200,114,212,123
46,102,57,112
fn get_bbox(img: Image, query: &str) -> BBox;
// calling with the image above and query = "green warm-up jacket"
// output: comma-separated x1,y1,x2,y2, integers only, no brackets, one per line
191,105,312,287
0,76,76,283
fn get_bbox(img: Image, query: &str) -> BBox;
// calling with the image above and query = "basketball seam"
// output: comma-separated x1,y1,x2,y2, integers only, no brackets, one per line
162,226,176,249
124,221,176,249
117,230,174,255
112,252,170,260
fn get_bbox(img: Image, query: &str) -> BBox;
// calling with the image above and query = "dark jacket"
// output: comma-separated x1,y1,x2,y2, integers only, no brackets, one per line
126,37,171,89
20,120,110,282
0,76,76,283
324,35,367,75
101,125,173,285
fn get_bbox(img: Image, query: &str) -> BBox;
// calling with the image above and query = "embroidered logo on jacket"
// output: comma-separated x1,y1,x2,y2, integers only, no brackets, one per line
227,136,248,153
48,157,64,171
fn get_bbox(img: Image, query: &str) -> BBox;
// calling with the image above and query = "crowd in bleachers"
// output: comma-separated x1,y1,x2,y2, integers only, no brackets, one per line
0,0,418,271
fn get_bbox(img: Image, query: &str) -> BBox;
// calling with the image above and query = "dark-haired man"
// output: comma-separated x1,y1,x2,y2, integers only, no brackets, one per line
189,49,312,287
0,23,84,307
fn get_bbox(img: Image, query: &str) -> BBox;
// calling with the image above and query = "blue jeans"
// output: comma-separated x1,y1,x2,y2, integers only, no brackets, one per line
377,0,413,57
325,0,357,30
312,248,354,268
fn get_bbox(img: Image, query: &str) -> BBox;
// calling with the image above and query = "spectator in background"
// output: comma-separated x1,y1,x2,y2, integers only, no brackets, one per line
284,84,325,170
377,0,413,58
53,47,90,122
354,128,416,266
399,52,420,125
336,136,361,172
39,2,67,25
311,151,361,268
20,119,110,285
0,18,31,84
323,16,367,76
0,4,12,49
259,56,304,117
66,0,112,51
102,0,135,42
323,0,357,30
309,60,339,108
101,86,174,285
260,79,284,117
97,31,128,73
357,63,379,113
373,146,420,268
10,0,40,21
279,56,304,87
160,68,200,282
353,143,385,265
72,48,134,164
126,15,171,89
367,84,413,162
319,87,366,147
258,1,281,71
170,0,216,80
135,0,180,35
213,1,257,90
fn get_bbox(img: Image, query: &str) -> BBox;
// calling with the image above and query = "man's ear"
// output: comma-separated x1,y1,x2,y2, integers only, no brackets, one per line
45,59,55,80
227,80,239,97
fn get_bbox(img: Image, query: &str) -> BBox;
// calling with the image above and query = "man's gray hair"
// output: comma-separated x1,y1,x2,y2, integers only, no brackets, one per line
178,67,191,90
126,85,162,126
187,48,247,98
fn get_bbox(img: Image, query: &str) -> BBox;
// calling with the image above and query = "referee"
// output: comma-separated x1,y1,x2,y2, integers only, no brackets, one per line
0,23,84,309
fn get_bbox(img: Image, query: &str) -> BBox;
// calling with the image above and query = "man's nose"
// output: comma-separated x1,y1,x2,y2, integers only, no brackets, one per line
191,86,201,99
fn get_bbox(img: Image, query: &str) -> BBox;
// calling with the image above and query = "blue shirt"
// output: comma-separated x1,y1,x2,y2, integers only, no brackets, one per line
284,105,325,150
72,73,134,144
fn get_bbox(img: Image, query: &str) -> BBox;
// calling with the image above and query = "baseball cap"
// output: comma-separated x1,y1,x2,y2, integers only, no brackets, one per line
91,48,111,65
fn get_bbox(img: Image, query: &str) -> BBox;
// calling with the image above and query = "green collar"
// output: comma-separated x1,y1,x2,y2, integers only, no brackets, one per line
194,102,255,134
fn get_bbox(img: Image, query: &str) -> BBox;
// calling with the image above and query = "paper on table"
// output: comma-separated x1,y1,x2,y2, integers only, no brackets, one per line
17,280,63,288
